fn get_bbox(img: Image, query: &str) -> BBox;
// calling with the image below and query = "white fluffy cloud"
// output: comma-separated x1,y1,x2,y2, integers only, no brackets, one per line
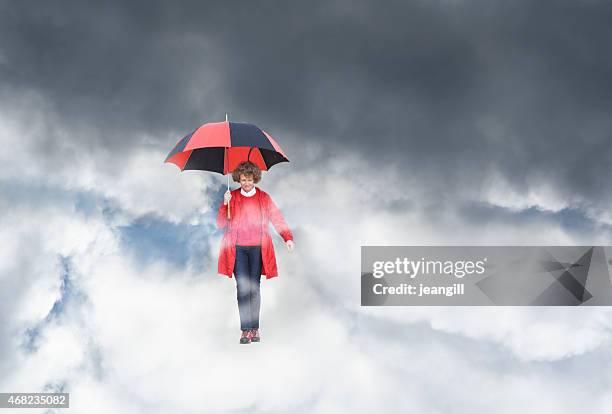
0,92,216,225
264,147,612,362
2,102,612,412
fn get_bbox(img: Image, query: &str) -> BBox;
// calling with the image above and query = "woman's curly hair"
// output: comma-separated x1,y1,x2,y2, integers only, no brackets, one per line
232,161,262,183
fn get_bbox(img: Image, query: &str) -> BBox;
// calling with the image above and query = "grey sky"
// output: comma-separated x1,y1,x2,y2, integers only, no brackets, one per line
2,0,611,207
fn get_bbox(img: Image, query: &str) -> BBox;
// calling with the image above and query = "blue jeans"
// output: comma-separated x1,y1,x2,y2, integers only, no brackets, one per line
234,245,263,330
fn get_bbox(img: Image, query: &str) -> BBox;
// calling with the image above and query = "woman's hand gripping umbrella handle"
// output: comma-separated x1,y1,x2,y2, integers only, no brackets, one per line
224,190,232,219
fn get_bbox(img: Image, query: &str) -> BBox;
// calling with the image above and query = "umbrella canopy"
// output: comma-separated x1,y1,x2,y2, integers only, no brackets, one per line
164,120,289,174
165,117,289,219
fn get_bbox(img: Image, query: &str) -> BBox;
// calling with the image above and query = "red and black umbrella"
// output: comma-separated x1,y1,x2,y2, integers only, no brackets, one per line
164,115,290,218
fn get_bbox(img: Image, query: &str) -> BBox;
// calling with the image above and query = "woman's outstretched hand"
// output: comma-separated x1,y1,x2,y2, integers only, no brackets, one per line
223,190,232,205
286,240,295,253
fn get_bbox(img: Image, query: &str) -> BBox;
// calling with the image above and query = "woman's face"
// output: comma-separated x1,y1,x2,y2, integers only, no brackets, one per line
239,174,255,192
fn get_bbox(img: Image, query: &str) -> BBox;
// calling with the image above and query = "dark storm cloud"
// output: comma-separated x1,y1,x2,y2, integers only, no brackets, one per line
2,0,612,209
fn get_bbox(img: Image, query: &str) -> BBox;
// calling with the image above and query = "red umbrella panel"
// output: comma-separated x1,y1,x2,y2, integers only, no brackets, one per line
164,121,289,174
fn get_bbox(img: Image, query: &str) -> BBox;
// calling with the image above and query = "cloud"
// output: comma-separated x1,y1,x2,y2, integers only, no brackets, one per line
0,95,217,225
1,135,612,412
3,190,609,413
263,148,612,362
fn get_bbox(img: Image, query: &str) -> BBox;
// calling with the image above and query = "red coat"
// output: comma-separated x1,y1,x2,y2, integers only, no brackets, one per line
217,187,293,279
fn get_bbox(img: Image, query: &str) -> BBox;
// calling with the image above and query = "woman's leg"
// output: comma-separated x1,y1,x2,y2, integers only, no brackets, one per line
234,246,253,330
247,246,263,330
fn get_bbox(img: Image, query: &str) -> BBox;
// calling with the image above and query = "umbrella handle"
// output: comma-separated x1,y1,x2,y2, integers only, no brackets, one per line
223,149,232,220
226,171,231,220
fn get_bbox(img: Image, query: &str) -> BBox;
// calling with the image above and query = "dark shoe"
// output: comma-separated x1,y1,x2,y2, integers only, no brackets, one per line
240,330,251,344
250,329,260,342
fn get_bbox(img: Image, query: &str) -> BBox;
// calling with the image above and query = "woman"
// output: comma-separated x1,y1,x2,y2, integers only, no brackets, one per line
216,161,295,344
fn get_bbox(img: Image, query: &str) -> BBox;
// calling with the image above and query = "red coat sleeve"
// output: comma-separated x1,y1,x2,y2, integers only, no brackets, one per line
267,194,293,242
216,202,229,229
